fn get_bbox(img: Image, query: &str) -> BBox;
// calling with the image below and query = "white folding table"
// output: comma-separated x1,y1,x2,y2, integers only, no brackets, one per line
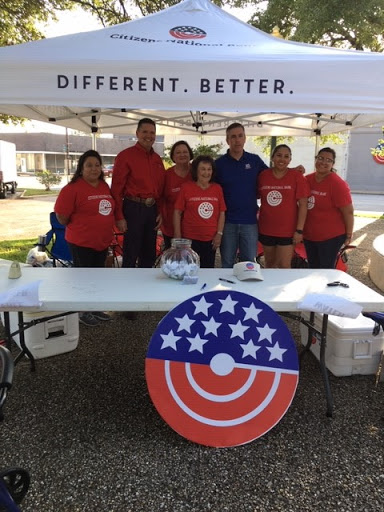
1,264,384,416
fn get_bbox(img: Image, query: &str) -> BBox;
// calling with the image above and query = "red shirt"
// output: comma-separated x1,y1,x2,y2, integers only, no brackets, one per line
258,169,310,237
304,172,352,241
55,178,115,251
111,142,165,220
174,181,226,241
161,165,192,238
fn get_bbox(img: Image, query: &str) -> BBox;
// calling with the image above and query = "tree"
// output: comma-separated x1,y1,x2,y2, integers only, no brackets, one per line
254,133,345,159
35,170,62,191
248,0,384,51
163,141,224,167
0,1,74,47
70,0,241,25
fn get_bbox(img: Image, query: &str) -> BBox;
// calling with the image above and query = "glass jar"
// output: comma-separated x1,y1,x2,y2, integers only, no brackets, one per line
160,238,200,280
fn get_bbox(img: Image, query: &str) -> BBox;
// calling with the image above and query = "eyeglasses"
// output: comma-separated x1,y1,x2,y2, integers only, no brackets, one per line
316,156,334,164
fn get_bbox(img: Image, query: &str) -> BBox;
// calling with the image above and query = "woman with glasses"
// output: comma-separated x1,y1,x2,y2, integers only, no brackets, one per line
161,141,193,250
303,147,354,269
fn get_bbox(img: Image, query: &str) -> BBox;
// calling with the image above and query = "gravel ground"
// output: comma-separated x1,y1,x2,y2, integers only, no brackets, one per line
0,215,383,511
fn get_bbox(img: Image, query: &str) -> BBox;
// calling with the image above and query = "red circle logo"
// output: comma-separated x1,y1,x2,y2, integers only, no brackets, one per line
169,26,207,39
373,154,384,165
146,290,299,447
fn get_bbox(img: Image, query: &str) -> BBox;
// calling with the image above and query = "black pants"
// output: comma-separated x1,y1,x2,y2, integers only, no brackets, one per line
191,239,216,268
163,234,173,251
122,199,157,268
68,243,108,268
304,234,346,269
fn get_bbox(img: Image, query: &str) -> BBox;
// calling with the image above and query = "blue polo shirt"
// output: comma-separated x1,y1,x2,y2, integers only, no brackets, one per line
215,150,268,224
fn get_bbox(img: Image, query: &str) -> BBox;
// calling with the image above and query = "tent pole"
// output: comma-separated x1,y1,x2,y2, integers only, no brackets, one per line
92,133,97,150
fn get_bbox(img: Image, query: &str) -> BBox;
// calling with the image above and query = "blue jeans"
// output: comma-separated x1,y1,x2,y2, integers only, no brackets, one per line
220,223,258,268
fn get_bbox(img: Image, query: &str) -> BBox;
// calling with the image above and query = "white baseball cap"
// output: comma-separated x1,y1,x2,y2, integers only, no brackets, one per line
233,261,264,281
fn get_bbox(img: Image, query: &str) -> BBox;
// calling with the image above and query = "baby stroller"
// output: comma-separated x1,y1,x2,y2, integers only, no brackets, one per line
0,344,30,511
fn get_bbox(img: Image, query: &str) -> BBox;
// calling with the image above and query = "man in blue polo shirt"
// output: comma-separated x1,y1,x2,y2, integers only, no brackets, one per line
215,122,268,268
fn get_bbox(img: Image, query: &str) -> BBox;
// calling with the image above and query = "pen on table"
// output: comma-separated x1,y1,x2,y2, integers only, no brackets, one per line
200,283,207,290
219,278,235,284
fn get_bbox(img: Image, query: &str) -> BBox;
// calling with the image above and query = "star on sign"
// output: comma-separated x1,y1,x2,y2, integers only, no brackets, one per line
219,295,238,314
192,296,214,316
240,340,261,360
242,303,263,322
175,314,195,333
201,316,221,336
228,320,250,340
187,333,209,353
257,323,276,343
160,330,181,351
266,341,287,362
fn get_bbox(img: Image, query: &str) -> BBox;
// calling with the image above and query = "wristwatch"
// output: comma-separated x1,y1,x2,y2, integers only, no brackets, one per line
295,229,303,234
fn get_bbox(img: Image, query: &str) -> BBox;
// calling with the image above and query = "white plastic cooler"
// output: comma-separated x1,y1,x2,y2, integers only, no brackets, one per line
1,311,79,359
300,312,384,376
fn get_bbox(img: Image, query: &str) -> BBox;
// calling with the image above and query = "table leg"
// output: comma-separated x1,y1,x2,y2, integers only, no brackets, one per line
13,312,36,372
2,312,12,352
319,314,333,417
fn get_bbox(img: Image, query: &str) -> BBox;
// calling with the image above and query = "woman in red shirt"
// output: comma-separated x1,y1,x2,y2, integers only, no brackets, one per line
258,144,309,268
174,155,226,268
55,150,116,326
303,147,354,268
161,141,193,249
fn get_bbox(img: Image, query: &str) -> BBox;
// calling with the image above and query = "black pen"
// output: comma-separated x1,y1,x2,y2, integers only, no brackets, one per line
219,278,235,284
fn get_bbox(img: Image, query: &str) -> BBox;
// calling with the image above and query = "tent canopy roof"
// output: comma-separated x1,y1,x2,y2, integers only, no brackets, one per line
1,0,384,136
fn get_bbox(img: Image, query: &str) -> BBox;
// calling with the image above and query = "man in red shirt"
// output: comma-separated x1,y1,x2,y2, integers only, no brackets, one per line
111,118,165,267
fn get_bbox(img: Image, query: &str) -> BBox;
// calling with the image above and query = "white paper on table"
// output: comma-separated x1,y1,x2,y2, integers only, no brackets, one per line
298,293,363,319
0,280,42,308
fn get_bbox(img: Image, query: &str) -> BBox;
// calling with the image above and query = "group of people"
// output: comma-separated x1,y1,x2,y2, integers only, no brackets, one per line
54,118,354,325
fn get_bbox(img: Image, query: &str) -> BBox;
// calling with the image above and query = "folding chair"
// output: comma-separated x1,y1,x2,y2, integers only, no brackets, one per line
0,345,30,510
43,212,73,267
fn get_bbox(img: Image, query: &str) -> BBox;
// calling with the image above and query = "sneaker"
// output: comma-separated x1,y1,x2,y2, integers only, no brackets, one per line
93,311,112,322
79,312,100,327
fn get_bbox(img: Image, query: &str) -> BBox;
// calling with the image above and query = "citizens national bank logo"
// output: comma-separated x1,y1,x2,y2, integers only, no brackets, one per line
169,26,207,39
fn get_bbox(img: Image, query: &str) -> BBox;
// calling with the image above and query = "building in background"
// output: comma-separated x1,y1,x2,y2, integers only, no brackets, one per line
0,133,164,175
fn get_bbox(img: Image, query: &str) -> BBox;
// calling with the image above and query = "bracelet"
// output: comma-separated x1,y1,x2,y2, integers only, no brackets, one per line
217,231,223,236
295,229,303,234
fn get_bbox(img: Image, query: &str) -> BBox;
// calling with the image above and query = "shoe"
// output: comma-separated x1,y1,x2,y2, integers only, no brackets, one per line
93,311,112,321
79,312,100,327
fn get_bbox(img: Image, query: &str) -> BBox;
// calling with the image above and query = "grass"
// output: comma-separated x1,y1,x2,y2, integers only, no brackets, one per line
354,211,384,220
17,188,59,197
0,238,37,263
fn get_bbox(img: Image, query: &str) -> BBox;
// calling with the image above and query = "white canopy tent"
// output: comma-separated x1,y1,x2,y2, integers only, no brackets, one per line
1,0,384,137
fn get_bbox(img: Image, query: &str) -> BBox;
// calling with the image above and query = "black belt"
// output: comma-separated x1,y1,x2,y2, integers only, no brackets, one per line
125,196,156,207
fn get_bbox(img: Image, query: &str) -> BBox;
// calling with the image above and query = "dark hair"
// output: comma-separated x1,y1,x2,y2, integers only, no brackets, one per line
191,155,216,182
170,140,194,162
137,117,156,130
71,150,103,183
226,122,245,135
317,147,336,162
271,144,292,158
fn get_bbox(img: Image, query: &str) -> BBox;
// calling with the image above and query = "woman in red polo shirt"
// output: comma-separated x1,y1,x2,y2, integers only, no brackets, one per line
173,155,226,268
55,150,116,326
161,140,193,249
303,147,354,268
258,144,310,268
